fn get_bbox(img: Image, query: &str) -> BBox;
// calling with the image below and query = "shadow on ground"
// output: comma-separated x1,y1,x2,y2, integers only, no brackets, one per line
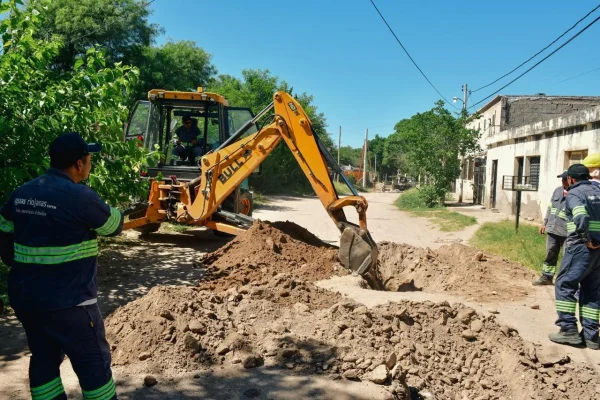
98,229,228,315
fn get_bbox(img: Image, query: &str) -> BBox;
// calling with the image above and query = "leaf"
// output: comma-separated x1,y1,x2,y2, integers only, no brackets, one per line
74,58,84,69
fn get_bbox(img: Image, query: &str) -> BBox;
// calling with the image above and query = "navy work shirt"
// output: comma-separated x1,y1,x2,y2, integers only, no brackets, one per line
565,180,600,246
175,125,201,143
0,168,123,312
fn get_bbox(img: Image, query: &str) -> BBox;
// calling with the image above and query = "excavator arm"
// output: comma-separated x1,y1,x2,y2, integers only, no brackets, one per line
186,92,377,276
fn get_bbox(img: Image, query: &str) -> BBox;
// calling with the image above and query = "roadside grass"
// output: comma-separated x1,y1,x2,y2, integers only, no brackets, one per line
253,191,269,206
334,181,352,195
469,219,553,273
160,223,192,233
395,189,477,232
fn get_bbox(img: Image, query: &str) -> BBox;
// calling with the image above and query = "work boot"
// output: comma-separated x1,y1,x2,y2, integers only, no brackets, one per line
548,329,584,346
533,274,553,286
585,340,600,350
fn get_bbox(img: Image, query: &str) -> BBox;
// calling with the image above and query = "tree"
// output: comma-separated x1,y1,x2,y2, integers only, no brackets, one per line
0,0,157,206
338,146,362,167
210,69,334,194
30,0,161,71
385,101,480,205
135,40,217,100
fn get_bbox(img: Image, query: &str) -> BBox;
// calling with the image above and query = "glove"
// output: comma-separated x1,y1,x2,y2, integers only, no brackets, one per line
586,241,600,250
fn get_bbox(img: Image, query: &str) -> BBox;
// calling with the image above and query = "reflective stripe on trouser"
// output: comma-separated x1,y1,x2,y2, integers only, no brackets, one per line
555,243,600,341
542,233,566,277
15,304,116,400
30,377,65,400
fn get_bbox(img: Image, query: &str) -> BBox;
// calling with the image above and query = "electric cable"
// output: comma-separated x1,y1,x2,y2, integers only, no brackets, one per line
472,3,600,93
469,14,600,110
368,0,458,109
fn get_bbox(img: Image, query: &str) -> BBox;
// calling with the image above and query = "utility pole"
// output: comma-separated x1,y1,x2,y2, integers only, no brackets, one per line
374,154,377,184
458,83,468,204
362,129,368,187
337,126,341,182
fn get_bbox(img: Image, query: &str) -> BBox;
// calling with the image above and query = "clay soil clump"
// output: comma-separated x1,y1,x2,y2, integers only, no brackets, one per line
197,221,343,292
375,242,536,301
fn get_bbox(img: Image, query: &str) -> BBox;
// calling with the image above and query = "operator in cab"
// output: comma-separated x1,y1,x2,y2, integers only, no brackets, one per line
0,132,122,399
174,115,204,162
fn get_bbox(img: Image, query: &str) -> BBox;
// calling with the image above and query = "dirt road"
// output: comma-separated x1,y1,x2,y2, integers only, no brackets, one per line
254,192,505,249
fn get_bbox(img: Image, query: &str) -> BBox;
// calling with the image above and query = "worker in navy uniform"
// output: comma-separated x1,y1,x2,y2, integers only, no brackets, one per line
534,170,569,285
0,132,122,399
549,164,600,350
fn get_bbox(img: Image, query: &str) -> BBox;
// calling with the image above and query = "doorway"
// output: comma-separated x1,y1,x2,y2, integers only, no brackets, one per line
490,160,498,209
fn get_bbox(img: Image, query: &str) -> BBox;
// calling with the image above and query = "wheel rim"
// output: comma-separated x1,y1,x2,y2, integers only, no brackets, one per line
240,198,251,215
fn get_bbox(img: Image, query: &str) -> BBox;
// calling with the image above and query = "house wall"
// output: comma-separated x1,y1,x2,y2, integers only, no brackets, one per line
484,106,600,218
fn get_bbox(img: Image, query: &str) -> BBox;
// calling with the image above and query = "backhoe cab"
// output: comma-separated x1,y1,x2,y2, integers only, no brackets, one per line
124,88,255,233
123,88,379,280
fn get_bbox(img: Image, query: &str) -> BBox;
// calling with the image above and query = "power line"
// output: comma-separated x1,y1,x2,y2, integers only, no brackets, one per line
471,3,600,93
469,14,600,110
555,66,600,84
368,0,458,110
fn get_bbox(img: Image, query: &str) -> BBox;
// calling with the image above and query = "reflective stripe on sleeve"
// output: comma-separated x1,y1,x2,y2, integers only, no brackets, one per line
0,214,14,233
95,207,121,236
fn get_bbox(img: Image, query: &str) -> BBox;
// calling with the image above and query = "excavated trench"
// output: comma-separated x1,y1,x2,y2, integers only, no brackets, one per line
104,221,597,399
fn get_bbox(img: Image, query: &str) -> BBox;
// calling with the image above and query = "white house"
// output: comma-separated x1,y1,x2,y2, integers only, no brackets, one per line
456,95,600,219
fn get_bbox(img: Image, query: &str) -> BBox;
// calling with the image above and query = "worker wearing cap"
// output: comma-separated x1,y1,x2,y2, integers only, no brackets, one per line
0,132,122,399
534,170,569,285
549,164,600,349
583,153,600,188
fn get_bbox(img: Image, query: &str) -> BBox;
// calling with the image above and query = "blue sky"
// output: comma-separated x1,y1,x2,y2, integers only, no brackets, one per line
148,1,600,147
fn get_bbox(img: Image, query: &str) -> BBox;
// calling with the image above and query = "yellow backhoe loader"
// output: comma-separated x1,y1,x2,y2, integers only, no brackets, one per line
122,88,378,277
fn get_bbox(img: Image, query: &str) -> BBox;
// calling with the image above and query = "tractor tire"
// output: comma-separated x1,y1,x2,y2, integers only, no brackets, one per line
135,223,161,236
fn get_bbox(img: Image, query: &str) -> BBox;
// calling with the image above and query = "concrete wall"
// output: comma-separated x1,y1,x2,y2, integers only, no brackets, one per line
484,106,600,219
504,97,600,129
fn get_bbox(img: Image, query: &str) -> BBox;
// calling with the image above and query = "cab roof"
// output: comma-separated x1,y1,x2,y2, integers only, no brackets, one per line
147,87,229,106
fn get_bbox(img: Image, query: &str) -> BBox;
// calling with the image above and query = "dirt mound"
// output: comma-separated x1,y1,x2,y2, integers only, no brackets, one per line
375,242,536,301
197,221,343,291
106,284,597,399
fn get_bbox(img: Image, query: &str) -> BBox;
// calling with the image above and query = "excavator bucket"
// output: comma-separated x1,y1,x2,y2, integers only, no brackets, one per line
338,227,381,289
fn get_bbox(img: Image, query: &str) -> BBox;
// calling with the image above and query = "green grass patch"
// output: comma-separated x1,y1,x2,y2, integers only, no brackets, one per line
253,191,268,206
160,223,192,233
395,189,477,232
334,181,352,195
469,219,553,272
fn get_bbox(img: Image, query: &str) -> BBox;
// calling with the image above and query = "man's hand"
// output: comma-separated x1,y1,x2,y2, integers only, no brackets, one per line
586,241,600,250
539,225,546,235
176,139,181,145
192,139,198,145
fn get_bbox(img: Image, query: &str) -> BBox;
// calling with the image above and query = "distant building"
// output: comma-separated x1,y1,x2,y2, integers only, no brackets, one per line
456,95,600,219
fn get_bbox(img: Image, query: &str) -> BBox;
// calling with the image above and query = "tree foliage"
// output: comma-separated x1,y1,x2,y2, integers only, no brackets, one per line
210,69,334,194
0,0,157,205
135,40,217,100
384,101,480,204
31,0,161,70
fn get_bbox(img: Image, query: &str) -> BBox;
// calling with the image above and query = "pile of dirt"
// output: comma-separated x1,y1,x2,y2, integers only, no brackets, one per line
103,221,597,399
105,285,597,400
375,242,536,301
196,221,343,291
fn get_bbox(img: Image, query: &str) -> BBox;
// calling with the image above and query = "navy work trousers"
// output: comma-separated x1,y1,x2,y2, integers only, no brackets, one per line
542,233,566,277
555,243,600,342
15,304,116,400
